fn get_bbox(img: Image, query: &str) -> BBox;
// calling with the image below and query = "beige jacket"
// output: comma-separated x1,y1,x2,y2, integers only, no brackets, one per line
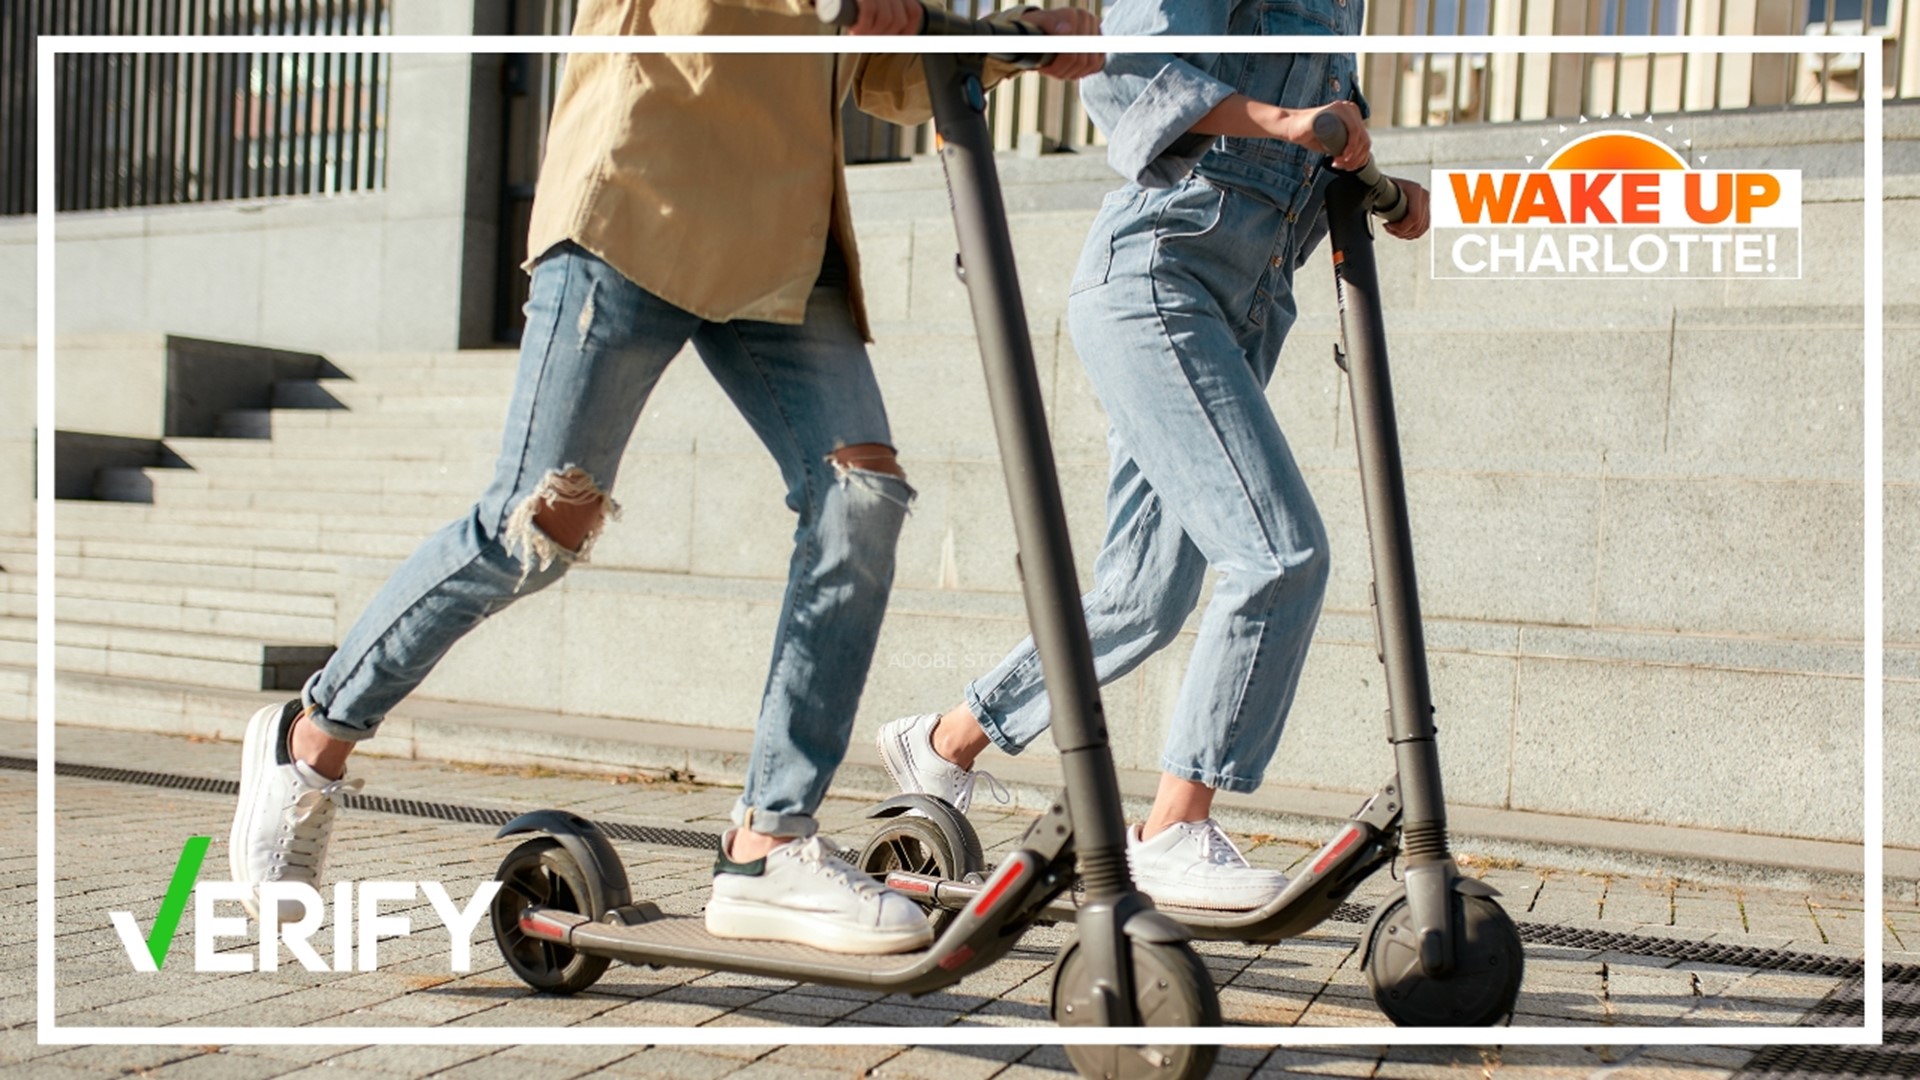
525,0,1023,342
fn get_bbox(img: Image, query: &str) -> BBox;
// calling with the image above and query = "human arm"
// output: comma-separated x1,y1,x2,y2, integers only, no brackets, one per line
849,4,1103,126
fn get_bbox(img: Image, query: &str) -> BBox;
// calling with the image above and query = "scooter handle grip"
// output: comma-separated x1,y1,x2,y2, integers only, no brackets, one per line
1312,111,1410,225
817,0,1052,68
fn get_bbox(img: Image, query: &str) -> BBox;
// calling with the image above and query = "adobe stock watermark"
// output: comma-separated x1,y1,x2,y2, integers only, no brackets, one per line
109,837,501,973
886,651,1003,671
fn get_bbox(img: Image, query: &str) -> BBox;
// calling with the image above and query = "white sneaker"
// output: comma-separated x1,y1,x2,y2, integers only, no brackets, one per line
705,831,934,955
877,713,1008,814
228,701,363,922
1128,818,1289,912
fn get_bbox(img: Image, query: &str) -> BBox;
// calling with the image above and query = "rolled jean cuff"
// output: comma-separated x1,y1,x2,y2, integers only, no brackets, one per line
1160,758,1262,795
300,672,381,743
963,682,1027,758
730,800,819,840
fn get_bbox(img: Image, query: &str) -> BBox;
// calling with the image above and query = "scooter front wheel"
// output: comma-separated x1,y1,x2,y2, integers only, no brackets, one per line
491,837,613,995
1363,886,1524,1025
1051,937,1220,1080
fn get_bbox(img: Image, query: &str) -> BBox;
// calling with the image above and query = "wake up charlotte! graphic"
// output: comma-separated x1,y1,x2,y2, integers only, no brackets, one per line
1432,117,1802,280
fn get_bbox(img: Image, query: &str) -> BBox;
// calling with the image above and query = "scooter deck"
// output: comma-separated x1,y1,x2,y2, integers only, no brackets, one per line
519,907,953,990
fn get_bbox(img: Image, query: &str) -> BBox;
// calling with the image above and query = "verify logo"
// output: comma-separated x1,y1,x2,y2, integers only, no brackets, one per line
111,837,500,973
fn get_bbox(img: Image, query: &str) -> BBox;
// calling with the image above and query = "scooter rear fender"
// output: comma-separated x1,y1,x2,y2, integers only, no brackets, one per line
497,809,634,917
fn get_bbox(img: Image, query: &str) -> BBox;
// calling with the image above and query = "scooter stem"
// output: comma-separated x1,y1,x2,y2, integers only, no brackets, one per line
1323,173,1459,978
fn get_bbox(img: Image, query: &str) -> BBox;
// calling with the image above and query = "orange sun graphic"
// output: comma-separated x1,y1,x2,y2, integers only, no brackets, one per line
1542,130,1688,171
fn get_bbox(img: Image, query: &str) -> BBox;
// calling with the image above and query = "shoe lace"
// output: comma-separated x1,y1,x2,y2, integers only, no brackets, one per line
788,834,887,899
952,769,1010,815
270,775,363,884
1189,819,1253,869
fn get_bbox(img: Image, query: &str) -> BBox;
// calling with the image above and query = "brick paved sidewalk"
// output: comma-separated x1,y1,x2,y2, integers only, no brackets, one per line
0,721,1902,1079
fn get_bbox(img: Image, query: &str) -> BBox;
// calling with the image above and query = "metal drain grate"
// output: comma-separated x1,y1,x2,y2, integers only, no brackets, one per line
1735,966,1920,1078
8,754,1879,984
2,755,718,853
1325,902,1864,977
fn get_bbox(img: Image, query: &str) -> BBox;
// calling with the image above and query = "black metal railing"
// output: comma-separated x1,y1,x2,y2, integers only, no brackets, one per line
0,0,391,218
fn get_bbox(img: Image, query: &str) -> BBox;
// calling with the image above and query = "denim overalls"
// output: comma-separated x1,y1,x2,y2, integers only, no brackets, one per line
964,0,1364,792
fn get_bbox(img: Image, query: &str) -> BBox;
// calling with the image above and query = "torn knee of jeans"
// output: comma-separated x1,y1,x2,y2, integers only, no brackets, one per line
503,465,622,582
826,446,916,511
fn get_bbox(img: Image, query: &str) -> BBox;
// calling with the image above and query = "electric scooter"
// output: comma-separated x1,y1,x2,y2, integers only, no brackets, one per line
858,113,1528,1028
486,7,1223,1076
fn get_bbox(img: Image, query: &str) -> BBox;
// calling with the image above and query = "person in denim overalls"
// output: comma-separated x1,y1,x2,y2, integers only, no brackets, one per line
880,0,1433,910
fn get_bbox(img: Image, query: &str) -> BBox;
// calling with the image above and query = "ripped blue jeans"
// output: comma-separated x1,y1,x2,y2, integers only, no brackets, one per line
301,241,913,838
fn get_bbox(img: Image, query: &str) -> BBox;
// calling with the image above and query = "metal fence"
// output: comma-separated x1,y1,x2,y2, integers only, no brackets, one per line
0,0,390,218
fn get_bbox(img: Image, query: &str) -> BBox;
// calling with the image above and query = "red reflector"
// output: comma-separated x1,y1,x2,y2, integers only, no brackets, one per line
970,858,1029,918
1310,826,1362,877
938,944,976,970
1332,250,1346,266
887,874,932,894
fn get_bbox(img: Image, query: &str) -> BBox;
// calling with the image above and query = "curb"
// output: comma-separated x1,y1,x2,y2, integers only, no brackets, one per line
22,668,1904,898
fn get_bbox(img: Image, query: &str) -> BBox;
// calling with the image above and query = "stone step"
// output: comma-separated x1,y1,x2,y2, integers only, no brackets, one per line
55,501,456,543
53,495,476,530
176,433,504,462
213,408,505,436
285,382,518,414
47,552,340,597
0,615,330,692
53,594,335,642
98,459,494,499
3,570,333,619
50,510,423,558
48,534,346,572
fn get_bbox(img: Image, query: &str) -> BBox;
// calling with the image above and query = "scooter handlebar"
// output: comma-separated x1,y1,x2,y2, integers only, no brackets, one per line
817,0,1051,68
1312,111,1409,224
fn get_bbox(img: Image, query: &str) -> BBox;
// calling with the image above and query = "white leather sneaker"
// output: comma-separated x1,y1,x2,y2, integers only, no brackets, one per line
1128,818,1289,911
706,831,934,955
876,713,1008,814
228,701,363,922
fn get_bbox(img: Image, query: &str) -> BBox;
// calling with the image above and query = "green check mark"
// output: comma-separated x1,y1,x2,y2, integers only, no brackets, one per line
143,836,210,970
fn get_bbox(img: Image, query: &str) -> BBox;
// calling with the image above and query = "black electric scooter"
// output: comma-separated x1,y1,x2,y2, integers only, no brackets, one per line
486,7,1222,1076
859,113,1527,1027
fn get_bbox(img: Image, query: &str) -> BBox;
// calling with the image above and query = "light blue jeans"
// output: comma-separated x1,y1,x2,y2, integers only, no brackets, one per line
965,173,1333,794
303,242,912,838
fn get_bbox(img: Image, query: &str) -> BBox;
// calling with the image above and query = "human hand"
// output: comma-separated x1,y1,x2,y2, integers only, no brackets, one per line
845,0,920,35
1015,6,1103,81
1382,178,1429,240
1277,100,1368,171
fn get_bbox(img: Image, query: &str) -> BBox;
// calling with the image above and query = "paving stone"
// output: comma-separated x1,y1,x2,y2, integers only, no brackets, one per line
870,1044,1030,1080
1248,1048,1381,1078
12,726,1866,1080
595,1048,758,1079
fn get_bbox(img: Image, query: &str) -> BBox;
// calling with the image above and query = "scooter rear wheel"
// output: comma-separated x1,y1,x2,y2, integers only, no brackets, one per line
858,809,985,933
1363,887,1524,1025
1051,937,1220,1080
491,837,612,995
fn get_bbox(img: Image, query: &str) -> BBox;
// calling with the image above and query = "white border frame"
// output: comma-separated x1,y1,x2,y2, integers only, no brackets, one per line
34,33,1885,1050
